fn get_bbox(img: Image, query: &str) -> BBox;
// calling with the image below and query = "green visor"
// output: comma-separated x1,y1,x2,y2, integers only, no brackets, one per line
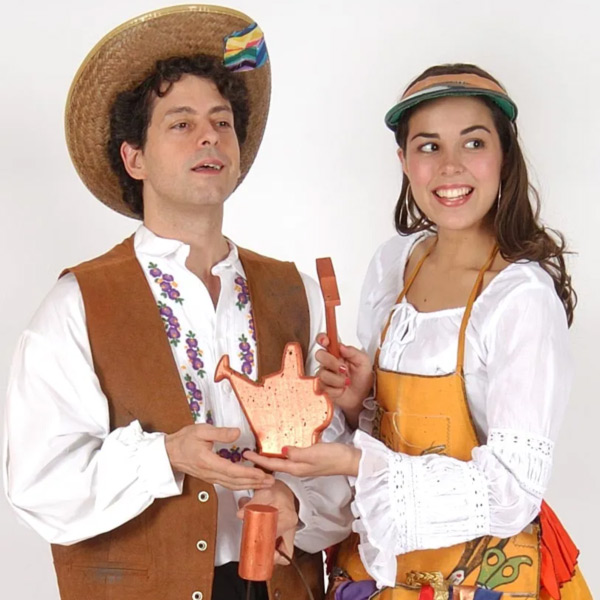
385,84,518,130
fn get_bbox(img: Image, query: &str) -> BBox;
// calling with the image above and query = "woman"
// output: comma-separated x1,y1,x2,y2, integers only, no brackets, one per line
246,64,590,599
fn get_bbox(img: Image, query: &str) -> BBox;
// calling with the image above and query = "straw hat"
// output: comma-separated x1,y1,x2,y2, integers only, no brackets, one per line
65,4,271,217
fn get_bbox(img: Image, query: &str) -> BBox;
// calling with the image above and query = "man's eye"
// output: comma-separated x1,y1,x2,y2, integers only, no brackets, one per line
419,142,438,153
217,120,232,128
172,122,189,130
465,139,484,149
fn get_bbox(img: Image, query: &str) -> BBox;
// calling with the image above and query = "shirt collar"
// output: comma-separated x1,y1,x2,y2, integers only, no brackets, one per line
134,224,243,275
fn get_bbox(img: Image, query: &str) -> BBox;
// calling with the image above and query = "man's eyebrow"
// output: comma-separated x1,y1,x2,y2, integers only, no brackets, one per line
163,106,197,119
209,105,233,115
162,105,233,119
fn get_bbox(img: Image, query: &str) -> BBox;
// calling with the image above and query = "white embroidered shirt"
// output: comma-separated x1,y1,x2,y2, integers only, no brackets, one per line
3,225,352,564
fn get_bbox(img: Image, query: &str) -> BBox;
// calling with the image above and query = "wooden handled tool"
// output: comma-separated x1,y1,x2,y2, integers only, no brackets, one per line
316,257,341,358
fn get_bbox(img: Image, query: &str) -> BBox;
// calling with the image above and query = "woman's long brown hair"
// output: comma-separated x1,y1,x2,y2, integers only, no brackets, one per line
393,64,576,325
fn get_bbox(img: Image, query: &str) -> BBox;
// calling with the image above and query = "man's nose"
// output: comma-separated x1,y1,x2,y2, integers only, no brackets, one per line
197,121,219,147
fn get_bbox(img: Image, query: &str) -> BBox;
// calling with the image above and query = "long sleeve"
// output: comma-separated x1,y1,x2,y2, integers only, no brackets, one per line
351,235,571,586
276,272,354,552
3,274,182,545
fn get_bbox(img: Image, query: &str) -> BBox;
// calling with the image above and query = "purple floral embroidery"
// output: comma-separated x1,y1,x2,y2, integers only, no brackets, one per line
157,301,181,346
147,262,184,304
238,334,255,376
206,410,214,425
185,331,206,377
234,276,250,311
184,374,203,420
248,311,256,342
217,445,254,463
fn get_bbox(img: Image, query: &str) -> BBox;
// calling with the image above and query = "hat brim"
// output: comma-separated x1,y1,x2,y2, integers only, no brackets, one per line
65,5,271,218
385,86,517,130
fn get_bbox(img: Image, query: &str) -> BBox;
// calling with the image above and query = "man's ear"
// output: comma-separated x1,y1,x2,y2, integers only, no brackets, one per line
120,141,146,181
397,147,409,178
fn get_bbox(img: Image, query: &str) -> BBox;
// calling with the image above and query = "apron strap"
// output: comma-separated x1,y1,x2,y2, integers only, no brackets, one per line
456,244,499,372
374,237,436,368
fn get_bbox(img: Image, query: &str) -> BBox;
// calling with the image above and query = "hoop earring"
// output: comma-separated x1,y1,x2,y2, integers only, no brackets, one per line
497,183,502,205
405,183,412,207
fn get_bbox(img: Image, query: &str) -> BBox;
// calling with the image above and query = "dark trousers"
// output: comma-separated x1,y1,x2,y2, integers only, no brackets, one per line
212,562,269,600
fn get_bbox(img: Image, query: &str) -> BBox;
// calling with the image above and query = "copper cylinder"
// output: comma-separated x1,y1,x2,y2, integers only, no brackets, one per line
238,504,278,581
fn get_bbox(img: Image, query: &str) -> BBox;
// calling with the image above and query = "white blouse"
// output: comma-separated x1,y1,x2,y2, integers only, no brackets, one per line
3,225,352,564
351,232,572,587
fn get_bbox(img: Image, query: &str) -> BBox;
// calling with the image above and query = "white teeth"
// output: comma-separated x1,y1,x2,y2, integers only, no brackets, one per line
435,187,472,199
195,163,222,171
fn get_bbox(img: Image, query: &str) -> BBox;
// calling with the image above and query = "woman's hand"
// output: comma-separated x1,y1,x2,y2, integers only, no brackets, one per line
244,443,361,478
317,333,373,428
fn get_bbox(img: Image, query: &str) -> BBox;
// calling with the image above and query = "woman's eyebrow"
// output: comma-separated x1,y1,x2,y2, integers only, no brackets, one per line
410,132,440,142
410,125,491,142
461,125,491,135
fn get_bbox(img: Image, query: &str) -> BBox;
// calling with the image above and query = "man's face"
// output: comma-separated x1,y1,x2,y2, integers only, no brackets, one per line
122,74,241,214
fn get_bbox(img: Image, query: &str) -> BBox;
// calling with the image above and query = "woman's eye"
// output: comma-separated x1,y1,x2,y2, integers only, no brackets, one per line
419,142,438,153
465,139,484,149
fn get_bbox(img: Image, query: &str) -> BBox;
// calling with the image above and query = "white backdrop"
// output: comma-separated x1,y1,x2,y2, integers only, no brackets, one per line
1,1,598,597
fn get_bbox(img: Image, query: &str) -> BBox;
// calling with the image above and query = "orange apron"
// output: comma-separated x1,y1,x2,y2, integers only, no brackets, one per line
335,243,590,599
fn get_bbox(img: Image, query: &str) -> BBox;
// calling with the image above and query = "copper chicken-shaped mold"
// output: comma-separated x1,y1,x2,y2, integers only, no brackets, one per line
214,342,333,457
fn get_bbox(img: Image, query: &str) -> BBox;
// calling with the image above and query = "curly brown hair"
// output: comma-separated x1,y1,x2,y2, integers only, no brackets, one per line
108,54,250,218
392,63,576,326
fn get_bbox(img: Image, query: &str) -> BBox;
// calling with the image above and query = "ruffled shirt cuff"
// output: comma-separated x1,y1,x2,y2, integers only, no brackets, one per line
485,428,553,498
471,428,550,538
350,430,398,587
350,431,490,588
97,420,183,510
357,395,377,435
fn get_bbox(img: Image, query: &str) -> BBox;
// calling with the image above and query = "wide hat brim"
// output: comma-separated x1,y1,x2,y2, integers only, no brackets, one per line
65,4,271,218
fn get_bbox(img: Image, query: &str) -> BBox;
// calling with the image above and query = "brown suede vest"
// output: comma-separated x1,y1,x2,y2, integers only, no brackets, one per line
50,236,324,600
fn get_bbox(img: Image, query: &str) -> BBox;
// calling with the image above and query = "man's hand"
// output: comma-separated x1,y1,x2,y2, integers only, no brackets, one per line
165,424,274,490
237,480,298,566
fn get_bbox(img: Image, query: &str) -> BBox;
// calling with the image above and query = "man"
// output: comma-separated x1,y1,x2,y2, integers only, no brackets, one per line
4,6,352,600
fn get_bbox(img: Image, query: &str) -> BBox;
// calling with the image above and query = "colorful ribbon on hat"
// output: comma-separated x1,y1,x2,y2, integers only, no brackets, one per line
223,22,267,72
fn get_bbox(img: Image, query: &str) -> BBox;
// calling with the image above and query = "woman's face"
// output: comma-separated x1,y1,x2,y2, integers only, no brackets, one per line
398,96,503,234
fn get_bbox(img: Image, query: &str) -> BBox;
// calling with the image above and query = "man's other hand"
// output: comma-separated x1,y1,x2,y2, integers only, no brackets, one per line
237,480,298,566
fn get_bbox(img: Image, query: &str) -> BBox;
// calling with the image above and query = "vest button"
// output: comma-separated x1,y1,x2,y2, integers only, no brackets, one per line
198,491,210,503
196,540,208,552
273,589,282,599
192,592,203,600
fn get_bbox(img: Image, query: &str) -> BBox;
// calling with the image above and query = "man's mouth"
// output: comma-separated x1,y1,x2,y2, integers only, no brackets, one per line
192,160,224,172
